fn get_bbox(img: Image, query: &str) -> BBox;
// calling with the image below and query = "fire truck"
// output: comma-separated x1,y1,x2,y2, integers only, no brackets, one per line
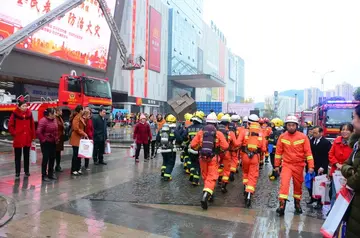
313,99,359,141
299,110,314,126
0,0,145,133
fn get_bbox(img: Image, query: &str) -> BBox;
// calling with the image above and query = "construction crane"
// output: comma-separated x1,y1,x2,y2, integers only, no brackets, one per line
0,0,144,70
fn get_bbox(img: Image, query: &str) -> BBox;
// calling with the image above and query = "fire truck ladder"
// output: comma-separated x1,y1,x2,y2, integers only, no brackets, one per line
0,0,143,70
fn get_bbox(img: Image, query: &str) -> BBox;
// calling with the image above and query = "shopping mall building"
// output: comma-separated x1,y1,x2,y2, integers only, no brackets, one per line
0,0,244,115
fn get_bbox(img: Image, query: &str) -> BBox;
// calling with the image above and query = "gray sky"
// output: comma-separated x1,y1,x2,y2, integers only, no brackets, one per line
203,0,360,102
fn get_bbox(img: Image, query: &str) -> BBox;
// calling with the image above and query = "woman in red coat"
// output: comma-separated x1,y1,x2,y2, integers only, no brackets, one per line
8,101,36,178
133,114,152,163
328,123,354,207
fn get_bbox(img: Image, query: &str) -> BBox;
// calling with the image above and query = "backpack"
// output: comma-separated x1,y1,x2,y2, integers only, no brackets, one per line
217,124,229,142
160,124,172,149
199,124,217,159
228,122,237,133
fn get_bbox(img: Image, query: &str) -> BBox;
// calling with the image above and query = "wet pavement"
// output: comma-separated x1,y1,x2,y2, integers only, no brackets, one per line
0,143,325,237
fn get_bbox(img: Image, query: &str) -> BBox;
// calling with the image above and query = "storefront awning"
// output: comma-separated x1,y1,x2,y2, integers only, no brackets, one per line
169,74,225,88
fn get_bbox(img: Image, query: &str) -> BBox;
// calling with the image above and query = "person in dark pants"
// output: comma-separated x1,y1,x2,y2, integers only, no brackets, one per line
37,108,58,181
157,114,182,181
92,107,108,165
133,114,152,163
8,99,36,179
148,114,158,159
55,108,65,172
69,106,86,175
308,126,332,207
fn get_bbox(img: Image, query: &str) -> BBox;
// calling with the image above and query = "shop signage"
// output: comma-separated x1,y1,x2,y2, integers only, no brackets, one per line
24,84,58,99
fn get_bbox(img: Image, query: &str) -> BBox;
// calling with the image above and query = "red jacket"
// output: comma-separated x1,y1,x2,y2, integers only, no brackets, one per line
329,136,353,176
85,118,94,140
133,122,152,144
8,107,36,148
36,117,58,144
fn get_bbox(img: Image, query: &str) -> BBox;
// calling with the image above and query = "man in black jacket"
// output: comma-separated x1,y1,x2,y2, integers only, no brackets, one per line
92,107,108,165
308,126,332,207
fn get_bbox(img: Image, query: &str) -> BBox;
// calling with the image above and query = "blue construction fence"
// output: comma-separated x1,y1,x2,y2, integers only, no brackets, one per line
196,102,223,115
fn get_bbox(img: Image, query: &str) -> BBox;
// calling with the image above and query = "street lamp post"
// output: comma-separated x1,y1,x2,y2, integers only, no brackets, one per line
312,70,335,96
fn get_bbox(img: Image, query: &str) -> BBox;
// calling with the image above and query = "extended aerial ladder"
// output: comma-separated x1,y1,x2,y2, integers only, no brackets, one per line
0,0,144,70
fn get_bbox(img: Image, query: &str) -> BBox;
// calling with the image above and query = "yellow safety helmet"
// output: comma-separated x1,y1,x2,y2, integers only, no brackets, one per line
184,113,193,121
220,114,231,123
307,121,313,126
166,114,177,123
194,111,205,120
217,112,225,121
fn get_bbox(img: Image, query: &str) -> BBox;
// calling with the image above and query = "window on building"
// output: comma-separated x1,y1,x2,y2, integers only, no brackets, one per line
67,78,81,93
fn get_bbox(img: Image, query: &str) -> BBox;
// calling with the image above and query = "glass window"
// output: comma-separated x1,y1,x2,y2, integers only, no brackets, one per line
84,78,111,99
67,78,81,93
326,108,353,125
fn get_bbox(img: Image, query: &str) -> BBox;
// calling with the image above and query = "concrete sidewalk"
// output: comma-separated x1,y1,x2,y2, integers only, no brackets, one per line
0,194,15,227
0,139,132,149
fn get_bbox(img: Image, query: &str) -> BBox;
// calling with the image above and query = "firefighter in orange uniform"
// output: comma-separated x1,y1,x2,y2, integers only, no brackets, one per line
274,115,314,216
190,112,229,210
241,114,267,207
217,114,242,193
262,117,272,164
229,114,245,181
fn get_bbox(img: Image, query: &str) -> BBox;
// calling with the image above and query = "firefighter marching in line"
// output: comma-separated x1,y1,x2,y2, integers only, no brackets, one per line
190,112,229,210
274,115,314,216
262,117,272,164
184,111,205,186
241,114,267,208
217,114,242,193
229,114,245,181
268,118,284,181
258,118,270,168
180,113,194,174
158,114,183,181
242,116,249,129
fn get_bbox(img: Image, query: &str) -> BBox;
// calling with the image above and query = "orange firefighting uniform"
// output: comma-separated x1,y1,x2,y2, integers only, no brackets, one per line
218,128,242,183
275,131,314,201
230,126,245,173
241,123,267,193
185,120,192,128
260,125,271,163
191,130,229,195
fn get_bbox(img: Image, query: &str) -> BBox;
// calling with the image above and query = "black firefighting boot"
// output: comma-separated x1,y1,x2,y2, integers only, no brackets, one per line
221,183,228,193
217,176,223,186
294,199,303,214
243,185,247,197
265,156,269,164
201,191,211,210
229,172,235,182
245,192,252,208
276,199,287,216
180,152,185,163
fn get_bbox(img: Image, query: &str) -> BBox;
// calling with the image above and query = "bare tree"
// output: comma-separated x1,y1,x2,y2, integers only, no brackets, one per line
264,97,283,118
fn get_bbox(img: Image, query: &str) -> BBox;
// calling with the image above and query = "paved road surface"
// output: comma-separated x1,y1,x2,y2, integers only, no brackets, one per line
0,144,325,237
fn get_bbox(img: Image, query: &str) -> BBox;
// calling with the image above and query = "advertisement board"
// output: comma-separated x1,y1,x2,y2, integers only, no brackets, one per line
0,0,116,70
225,103,255,117
24,84,58,99
148,7,161,72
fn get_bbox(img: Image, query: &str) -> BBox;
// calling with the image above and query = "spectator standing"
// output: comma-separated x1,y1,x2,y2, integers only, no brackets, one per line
55,108,65,172
92,107,108,165
341,105,360,238
82,109,93,170
328,123,353,207
37,108,58,181
69,106,87,176
156,114,166,132
133,114,152,163
148,114,158,159
308,126,332,207
8,100,36,178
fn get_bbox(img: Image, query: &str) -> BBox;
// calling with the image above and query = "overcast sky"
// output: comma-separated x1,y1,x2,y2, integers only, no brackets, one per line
203,0,360,102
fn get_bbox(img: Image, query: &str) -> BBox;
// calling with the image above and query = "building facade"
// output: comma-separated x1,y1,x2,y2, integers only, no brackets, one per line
335,82,354,100
304,87,321,109
265,95,298,120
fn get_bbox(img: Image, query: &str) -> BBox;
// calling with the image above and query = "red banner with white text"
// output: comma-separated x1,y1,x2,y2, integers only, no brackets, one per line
0,0,116,70
148,7,161,73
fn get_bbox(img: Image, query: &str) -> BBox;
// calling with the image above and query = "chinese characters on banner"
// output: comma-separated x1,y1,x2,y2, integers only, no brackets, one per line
1,0,116,70
148,7,161,73
224,103,255,117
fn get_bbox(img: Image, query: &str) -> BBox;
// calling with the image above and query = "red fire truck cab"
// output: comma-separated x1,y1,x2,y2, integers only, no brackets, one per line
313,100,359,141
0,74,112,134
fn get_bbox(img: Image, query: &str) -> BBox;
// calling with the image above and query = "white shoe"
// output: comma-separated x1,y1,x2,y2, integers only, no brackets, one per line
78,170,82,174
72,171,79,176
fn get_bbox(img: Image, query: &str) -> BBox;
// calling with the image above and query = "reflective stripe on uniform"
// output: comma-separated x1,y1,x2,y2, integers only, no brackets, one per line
218,168,223,173
306,155,313,161
193,175,200,179
275,154,282,159
161,166,166,170
281,139,290,145
258,137,262,141
188,132,197,136
248,144,258,149
164,173,172,178
187,161,192,165
188,148,198,154
243,178,248,184
222,176,229,181
293,139,304,145
293,194,301,200
169,133,174,136
246,185,255,192
203,188,213,195
279,194,288,199
230,167,237,172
